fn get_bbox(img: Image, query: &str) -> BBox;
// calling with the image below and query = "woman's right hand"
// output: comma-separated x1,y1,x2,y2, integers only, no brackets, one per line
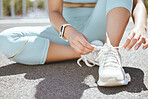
64,26,95,55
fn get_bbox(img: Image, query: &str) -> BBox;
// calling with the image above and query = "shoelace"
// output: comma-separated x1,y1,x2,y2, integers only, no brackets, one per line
95,45,122,68
77,46,102,67
77,45,123,67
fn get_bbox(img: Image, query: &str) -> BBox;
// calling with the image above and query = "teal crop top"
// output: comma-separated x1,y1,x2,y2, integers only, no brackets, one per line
63,0,98,3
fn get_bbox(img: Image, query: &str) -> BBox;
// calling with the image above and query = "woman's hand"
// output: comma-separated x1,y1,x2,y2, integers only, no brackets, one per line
64,27,95,55
123,26,148,51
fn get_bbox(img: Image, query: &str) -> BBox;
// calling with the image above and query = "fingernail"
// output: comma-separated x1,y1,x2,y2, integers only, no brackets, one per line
92,49,95,53
92,47,96,52
135,46,138,50
92,45,96,48
143,47,146,50
122,46,125,49
126,48,129,51
92,45,96,50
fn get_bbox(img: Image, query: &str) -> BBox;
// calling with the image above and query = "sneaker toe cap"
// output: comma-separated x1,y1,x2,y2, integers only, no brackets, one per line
99,69,124,80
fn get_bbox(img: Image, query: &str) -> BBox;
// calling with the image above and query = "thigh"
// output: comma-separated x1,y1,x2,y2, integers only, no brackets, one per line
82,0,107,43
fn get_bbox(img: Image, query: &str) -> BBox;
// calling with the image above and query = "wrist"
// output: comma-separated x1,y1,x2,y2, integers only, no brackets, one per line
134,24,147,31
64,25,77,40
134,25,147,33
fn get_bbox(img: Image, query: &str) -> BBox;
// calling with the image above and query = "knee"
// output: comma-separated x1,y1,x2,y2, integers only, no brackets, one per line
0,34,8,45
107,7,131,19
0,28,17,48
1,27,16,34
106,0,133,15
0,34,10,56
0,27,27,43
0,28,19,58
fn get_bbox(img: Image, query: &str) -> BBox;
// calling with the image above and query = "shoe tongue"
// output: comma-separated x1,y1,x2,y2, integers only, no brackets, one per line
105,53,118,64
105,33,113,47
103,48,119,68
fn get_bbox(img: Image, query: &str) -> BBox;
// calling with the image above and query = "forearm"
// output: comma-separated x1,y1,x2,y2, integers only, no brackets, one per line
49,11,77,39
132,0,147,30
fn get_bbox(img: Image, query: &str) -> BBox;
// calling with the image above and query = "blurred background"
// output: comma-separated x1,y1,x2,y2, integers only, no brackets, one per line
0,0,48,19
0,0,148,19
144,0,148,13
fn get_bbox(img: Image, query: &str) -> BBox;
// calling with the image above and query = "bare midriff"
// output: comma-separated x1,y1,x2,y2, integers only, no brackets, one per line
63,2,96,8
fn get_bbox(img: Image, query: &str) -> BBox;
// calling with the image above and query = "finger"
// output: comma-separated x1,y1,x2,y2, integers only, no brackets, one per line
128,31,135,39
143,43,148,50
77,41,92,54
141,35,147,44
79,37,94,50
143,39,148,50
71,43,89,55
134,36,145,50
73,41,92,55
122,38,131,49
71,44,82,55
126,33,140,51
123,32,135,49
83,35,89,42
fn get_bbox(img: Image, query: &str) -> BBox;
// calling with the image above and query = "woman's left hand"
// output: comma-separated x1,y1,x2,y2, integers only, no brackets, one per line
123,26,148,51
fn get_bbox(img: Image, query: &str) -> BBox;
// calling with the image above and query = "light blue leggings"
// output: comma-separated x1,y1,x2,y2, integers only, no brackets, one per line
0,0,133,65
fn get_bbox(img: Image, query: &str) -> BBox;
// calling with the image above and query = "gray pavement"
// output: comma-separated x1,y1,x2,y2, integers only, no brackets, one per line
0,19,148,99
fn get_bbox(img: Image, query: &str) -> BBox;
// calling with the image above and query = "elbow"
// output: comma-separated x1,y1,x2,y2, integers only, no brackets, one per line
48,10,62,17
48,10,62,21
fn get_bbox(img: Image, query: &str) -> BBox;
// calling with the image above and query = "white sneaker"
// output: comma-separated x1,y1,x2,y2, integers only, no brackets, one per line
97,33,128,86
97,46,128,86
77,33,128,86
77,40,103,67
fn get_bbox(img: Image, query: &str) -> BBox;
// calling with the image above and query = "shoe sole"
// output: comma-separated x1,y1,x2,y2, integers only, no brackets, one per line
97,77,128,87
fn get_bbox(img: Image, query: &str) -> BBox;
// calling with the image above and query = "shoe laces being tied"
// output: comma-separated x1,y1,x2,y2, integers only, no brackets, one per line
77,33,123,68
77,46,102,67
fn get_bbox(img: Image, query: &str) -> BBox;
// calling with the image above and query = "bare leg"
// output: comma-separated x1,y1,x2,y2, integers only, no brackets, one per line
46,41,80,63
106,7,130,47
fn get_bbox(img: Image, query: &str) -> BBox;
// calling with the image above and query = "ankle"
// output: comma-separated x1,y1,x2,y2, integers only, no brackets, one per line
104,42,119,47
104,43,119,50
